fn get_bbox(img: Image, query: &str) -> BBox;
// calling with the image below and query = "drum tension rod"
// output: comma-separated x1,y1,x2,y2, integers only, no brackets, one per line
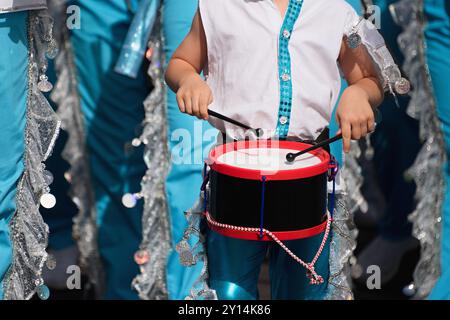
208,109,264,137
286,134,343,163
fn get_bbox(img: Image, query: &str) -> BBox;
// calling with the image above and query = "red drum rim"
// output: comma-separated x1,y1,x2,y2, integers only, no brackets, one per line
208,140,330,181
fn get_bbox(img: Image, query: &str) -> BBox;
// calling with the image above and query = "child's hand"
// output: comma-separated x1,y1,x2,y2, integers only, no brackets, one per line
176,73,213,120
336,86,376,153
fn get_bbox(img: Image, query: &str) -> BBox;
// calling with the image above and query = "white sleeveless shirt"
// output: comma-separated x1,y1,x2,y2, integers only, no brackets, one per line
200,0,360,140
0,0,46,13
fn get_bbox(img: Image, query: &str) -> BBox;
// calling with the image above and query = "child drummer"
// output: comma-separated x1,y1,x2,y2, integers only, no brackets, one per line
166,0,407,299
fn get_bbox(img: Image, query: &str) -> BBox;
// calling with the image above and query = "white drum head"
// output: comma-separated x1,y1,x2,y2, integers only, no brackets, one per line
216,147,321,171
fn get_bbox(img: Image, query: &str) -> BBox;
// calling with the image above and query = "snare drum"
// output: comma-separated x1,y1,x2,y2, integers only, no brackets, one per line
205,140,331,242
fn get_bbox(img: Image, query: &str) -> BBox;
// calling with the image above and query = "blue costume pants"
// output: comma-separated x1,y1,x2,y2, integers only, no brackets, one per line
67,0,148,299
0,11,28,300
163,0,216,300
206,230,330,300
424,0,450,300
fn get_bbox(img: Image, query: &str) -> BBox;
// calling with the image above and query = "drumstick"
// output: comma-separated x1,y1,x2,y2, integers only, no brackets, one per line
285,110,381,162
285,134,343,163
208,109,263,137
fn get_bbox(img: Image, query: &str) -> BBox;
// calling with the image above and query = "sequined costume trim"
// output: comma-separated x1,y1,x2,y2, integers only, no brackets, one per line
391,0,445,299
131,18,172,300
275,0,304,138
3,9,61,300
344,15,410,96
47,0,105,296
176,188,217,300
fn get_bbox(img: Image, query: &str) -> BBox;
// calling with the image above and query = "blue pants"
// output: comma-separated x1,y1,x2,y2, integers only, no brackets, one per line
67,0,148,299
0,11,28,300
424,0,450,300
206,230,330,300
163,0,217,300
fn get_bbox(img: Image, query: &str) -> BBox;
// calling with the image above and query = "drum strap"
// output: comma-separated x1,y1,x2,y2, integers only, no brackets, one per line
259,176,267,239
328,155,339,218
201,163,210,214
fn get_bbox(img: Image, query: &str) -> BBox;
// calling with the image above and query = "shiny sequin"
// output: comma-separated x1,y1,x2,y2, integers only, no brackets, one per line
134,250,150,265
122,193,138,208
46,255,57,270
37,285,50,300
347,32,362,49
43,170,54,185
37,74,53,92
179,250,195,267
132,138,142,147
402,283,416,297
46,39,59,59
395,77,411,95
40,193,56,209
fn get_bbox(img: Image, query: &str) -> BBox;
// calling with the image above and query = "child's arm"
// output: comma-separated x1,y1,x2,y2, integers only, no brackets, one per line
338,39,384,153
165,11,211,120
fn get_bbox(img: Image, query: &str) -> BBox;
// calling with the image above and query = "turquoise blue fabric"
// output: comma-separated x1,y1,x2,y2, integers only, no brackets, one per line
67,0,147,299
206,229,330,300
275,0,304,138
0,11,28,300
424,0,450,300
163,0,216,300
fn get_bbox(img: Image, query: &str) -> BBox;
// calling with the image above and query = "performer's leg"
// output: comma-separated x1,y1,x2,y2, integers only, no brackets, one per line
206,230,268,300
269,233,330,300
0,11,28,299
424,0,450,299
163,0,216,299
68,0,148,299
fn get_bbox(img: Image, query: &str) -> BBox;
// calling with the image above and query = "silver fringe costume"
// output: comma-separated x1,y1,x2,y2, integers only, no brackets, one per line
47,0,104,295
391,0,445,299
47,0,171,299
131,19,172,300
3,9,61,300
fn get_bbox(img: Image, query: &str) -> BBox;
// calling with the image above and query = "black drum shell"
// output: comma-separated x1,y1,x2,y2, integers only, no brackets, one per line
209,169,328,232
